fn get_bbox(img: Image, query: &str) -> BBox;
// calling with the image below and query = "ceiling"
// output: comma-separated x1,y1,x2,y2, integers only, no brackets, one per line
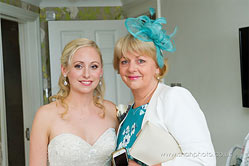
21,0,137,8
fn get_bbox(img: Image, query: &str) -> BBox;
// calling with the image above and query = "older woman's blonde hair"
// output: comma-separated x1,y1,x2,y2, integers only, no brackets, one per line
113,34,168,80
50,38,105,118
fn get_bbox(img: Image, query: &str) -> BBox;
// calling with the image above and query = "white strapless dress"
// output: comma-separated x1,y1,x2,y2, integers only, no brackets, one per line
48,128,116,166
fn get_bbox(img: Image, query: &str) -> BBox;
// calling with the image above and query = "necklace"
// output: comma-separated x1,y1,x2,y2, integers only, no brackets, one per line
132,106,140,115
132,103,148,115
133,82,158,108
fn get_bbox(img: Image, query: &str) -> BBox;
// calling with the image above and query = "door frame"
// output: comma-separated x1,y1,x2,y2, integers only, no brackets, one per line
0,2,43,165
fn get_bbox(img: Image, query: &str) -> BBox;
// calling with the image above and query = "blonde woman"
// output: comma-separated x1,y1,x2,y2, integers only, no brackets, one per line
30,38,118,166
113,9,216,166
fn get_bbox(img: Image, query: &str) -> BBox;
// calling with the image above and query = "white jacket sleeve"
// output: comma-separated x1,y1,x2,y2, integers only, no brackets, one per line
158,87,216,166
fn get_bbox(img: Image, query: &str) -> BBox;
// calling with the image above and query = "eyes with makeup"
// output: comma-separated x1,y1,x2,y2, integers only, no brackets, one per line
73,62,100,70
120,57,146,65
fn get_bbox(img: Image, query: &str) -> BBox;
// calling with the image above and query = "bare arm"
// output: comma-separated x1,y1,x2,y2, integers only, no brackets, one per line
29,106,51,166
103,100,119,131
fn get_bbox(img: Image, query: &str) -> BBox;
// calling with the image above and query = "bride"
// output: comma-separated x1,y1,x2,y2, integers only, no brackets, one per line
29,38,118,166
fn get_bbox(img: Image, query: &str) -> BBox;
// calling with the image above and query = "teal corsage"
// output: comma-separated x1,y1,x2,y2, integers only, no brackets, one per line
125,8,177,68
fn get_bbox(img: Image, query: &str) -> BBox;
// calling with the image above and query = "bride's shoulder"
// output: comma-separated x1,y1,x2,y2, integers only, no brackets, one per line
38,101,58,112
103,100,118,126
103,100,116,111
103,100,117,116
34,101,60,121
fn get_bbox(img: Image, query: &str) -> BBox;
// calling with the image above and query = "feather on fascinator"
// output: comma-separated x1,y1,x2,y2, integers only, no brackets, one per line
125,8,176,68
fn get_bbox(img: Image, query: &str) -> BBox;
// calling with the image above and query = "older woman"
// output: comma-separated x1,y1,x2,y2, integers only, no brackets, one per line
113,9,216,166
30,38,118,166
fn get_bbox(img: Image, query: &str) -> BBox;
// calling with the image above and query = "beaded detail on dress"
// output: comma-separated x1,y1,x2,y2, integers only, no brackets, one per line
48,128,116,166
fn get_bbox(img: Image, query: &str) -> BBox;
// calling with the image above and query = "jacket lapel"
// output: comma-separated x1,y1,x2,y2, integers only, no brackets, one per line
141,82,164,127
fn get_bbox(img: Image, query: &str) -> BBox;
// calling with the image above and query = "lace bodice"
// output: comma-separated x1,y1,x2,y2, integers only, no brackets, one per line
48,128,116,166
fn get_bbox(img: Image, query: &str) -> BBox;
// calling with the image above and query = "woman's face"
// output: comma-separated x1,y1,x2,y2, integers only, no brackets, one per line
119,51,159,91
62,46,103,95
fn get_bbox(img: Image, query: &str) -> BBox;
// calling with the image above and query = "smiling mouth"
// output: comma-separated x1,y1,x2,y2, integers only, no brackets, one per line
127,76,141,80
79,81,92,86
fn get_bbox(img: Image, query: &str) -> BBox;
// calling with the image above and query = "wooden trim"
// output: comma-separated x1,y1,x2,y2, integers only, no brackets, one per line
40,0,122,7
0,18,8,166
0,2,39,22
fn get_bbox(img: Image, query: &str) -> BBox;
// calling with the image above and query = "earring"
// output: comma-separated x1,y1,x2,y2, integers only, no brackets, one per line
155,74,160,80
99,75,102,86
63,75,68,86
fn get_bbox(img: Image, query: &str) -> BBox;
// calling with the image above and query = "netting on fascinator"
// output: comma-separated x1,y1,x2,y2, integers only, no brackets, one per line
125,8,177,68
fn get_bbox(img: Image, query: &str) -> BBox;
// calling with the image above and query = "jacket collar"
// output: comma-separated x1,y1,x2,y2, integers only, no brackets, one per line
141,82,165,127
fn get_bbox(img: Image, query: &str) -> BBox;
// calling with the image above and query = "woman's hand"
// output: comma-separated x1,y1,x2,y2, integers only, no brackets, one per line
128,160,140,166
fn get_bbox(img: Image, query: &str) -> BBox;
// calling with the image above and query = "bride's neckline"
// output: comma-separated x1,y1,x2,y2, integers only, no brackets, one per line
48,128,115,147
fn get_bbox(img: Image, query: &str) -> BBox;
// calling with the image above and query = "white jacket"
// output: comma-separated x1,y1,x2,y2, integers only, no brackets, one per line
118,83,216,166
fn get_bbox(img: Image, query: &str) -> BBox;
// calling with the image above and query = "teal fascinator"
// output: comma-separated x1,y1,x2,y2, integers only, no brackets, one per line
125,8,176,68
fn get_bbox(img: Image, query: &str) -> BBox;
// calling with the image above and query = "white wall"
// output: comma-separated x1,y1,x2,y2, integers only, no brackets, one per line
162,0,249,165
122,0,157,17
